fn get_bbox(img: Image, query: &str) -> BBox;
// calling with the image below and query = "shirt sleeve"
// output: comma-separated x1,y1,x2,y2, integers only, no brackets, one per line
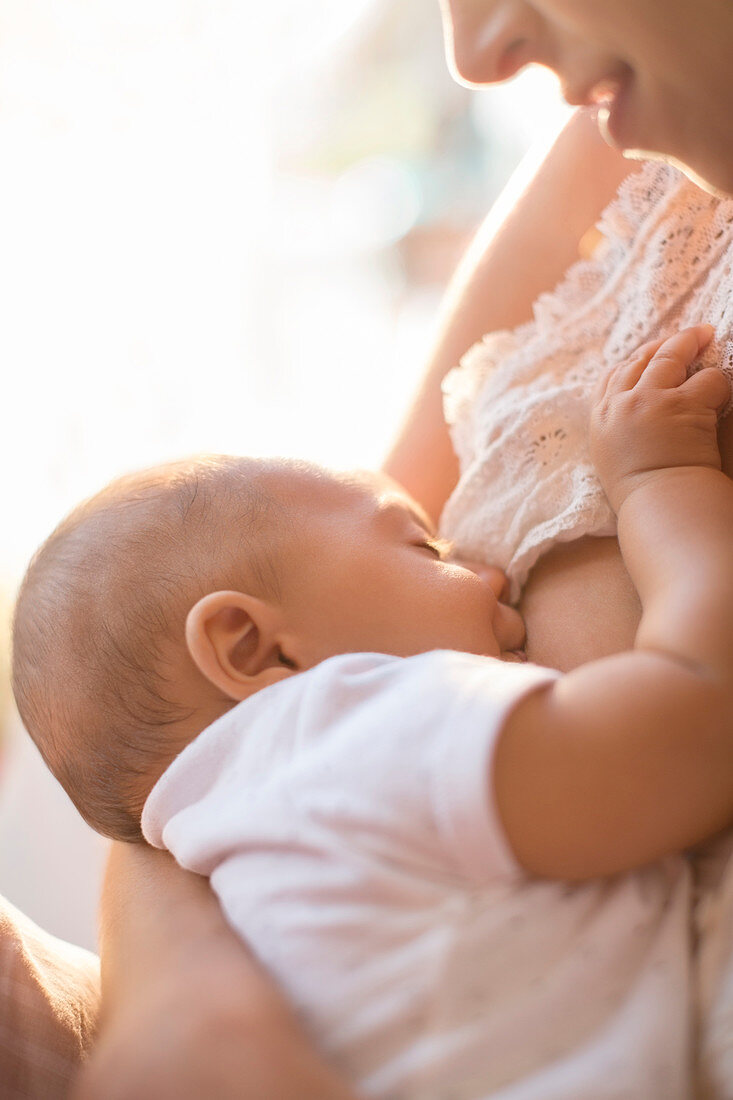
420,653,559,884
142,651,559,890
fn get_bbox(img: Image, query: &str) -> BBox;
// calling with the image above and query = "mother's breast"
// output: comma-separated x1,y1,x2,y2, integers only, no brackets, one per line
520,536,640,672
521,414,733,674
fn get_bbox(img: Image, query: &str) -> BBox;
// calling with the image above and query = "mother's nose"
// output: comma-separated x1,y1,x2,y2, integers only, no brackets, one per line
440,0,542,86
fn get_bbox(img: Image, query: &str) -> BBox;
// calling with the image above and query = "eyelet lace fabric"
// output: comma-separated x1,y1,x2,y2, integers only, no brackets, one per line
440,160,733,602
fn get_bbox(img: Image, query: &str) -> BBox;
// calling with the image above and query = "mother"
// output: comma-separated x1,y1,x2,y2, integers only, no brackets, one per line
390,0,733,675
22,0,733,1097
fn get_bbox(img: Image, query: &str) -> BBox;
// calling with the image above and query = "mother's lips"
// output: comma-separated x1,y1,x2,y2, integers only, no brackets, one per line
562,64,632,110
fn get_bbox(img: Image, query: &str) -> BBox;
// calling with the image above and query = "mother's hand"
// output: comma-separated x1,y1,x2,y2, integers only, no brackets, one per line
72,843,360,1100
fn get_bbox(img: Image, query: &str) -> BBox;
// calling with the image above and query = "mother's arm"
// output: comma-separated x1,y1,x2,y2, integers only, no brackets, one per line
72,844,360,1100
383,108,637,523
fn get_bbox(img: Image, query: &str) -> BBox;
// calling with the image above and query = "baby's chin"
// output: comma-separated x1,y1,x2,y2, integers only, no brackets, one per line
501,649,528,664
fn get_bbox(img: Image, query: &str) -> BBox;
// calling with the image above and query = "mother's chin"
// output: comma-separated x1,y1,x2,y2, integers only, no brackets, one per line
597,86,733,200
608,142,733,202
665,147,733,202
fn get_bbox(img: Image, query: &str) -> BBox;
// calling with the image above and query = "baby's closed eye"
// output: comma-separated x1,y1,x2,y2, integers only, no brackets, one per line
416,536,453,560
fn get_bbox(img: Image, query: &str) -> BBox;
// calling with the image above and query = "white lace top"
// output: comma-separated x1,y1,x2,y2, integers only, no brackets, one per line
440,160,733,602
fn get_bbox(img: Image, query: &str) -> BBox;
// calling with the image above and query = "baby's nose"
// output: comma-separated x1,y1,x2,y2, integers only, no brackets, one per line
455,558,510,601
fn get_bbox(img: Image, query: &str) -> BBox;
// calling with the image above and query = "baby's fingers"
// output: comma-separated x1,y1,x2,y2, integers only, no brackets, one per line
595,337,666,403
681,366,731,411
636,325,714,391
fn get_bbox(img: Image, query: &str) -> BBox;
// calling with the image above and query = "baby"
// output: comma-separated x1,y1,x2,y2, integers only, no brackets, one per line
11,326,733,1098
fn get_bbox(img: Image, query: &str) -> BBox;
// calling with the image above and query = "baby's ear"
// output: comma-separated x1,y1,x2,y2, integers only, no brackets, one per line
185,590,295,700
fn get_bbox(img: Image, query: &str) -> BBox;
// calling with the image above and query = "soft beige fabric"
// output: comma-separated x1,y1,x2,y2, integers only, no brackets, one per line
0,895,100,1098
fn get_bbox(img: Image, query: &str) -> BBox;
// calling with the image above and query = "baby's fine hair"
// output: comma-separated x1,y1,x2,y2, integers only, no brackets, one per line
12,455,286,842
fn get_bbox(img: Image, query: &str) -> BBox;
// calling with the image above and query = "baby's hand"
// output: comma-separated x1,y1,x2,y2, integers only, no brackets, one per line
590,325,730,513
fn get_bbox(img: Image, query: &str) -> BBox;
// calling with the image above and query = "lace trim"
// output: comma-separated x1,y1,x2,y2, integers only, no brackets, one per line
441,160,733,601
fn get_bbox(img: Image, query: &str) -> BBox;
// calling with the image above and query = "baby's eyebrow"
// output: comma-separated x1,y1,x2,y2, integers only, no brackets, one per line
407,503,436,535
377,495,436,536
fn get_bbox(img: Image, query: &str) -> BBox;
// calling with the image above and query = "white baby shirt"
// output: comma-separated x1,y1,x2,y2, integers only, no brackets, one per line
143,651,693,1099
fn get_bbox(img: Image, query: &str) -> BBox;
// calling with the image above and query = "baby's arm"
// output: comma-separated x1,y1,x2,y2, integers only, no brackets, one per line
493,326,733,881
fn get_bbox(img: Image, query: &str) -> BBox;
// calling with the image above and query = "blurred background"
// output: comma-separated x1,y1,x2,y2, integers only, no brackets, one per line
0,0,570,951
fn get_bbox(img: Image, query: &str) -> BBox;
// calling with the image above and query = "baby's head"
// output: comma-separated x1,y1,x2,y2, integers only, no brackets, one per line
12,456,524,842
